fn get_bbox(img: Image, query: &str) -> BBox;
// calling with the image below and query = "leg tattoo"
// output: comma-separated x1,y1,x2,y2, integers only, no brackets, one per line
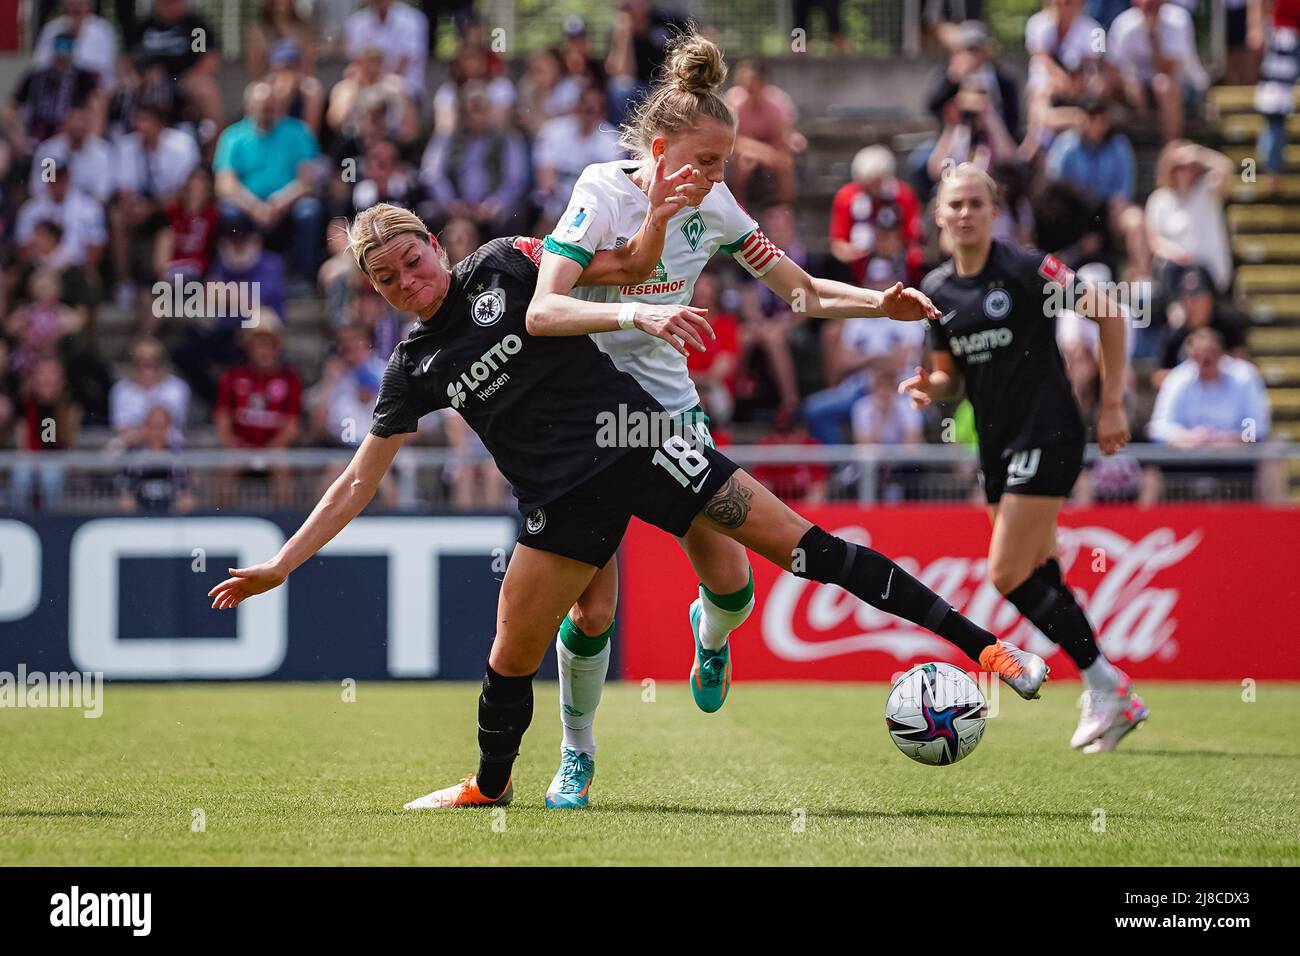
703,476,753,529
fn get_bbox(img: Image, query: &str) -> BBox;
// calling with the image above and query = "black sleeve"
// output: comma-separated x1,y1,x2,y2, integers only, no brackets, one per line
369,344,426,437
920,267,951,353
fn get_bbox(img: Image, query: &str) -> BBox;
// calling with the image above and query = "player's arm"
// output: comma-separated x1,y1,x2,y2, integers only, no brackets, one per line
760,255,941,322
207,432,407,608
1076,282,1132,454
573,159,707,286
899,349,963,408
526,250,714,356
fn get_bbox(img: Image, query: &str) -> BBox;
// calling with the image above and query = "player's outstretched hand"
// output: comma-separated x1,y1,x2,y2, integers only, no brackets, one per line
208,562,288,610
633,303,714,356
647,157,710,225
1097,403,1131,455
881,282,941,323
898,365,934,409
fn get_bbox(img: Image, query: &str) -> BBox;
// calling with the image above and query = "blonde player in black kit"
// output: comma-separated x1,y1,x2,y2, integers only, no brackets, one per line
207,202,1051,809
900,164,1149,753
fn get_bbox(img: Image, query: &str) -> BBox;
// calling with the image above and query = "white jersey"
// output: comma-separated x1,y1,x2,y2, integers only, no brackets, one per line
544,160,784,414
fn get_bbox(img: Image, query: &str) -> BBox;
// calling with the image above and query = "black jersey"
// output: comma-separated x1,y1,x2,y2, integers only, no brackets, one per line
370,236,666,511
922,240,1086,453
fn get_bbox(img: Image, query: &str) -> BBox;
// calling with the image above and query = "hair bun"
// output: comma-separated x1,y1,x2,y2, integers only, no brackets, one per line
665,32,727,96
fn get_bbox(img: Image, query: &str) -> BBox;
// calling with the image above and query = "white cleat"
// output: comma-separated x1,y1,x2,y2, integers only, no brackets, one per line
402,774,513,810
1082,691,1150,753
1071,675,1145,749
979,640,1049,700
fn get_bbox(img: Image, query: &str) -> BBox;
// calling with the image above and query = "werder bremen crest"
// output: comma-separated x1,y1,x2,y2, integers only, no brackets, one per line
680,211,706,251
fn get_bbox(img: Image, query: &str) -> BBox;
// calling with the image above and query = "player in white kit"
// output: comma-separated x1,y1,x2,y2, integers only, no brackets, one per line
529,30,947,807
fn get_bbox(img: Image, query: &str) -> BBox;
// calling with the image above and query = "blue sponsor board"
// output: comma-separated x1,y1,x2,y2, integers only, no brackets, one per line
0,513,604,680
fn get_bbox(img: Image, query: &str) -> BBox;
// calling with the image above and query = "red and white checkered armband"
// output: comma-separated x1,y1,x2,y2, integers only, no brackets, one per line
729,227,785,278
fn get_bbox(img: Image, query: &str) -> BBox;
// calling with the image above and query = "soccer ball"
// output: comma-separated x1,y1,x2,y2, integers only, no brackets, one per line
885,662,988,766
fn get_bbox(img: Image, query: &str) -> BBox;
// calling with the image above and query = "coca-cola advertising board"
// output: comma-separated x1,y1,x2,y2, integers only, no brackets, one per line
618,506,1300,680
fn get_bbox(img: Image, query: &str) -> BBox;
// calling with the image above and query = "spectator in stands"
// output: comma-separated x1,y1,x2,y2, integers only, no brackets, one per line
106,52,177,144
214,82,325,284
441,215,481,266
307,323,386,447
1023,0,1107,155
724,58,805,209
927,79,1019,182
443,407,509,508
517,48,583,138
1251,0,1300,194
830,146,924,289
214,310,301,508
3,33,99,160
263,39,324,135
851,369,926,503
171,212,287,406
1153,268,1249,389
9,356,80,512
2,222,91,319
926,20,1020,137
0,340,18,449
115,405,196,513
1046,95,1153,279
110,102,202,311
420,83,529,239
1150,328,1270,446
1225,0,1258,85
15,161,107,277
1108,0,1209,141
33,0,119,91
1088,0,1132,29
246,0,318,80
154,166,219,283
431,35,518,135
129,0,224,136
345,0,429,101
339,137,428,220
318,223,359,328
604,0,690,123
991,157,1036,245
1145,140,1235,296
532,85,623,232
687,270,741,424
793,0,847,55
1148,327,1284,501
324,44,420,162
3,269,84,379
749,410,828,505
29,103,112,204
109,336,190,450
558,16,609,109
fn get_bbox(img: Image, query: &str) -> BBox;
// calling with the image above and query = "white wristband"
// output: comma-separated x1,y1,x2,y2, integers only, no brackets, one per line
618,302,638,330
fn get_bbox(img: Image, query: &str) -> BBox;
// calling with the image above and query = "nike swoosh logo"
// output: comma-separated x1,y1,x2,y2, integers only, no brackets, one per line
691,470,713,494
1006,476,1031,486
882,567,894,601
940,311,956,325
422,352,438,373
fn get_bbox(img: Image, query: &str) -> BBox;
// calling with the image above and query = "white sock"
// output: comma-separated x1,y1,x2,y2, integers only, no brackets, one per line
1082,655,1124,693
557,636,610,756
696,581,755,651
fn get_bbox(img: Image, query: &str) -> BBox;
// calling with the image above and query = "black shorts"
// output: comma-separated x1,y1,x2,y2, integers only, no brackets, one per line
980,443,1084,505
515,440,739,568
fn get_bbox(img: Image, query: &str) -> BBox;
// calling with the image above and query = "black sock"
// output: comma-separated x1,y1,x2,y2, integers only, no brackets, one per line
793,526,995,663
1004,564,1100,669
476,662,536,798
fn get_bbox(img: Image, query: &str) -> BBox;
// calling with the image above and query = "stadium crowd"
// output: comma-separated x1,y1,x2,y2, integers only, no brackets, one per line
0,0,1284,512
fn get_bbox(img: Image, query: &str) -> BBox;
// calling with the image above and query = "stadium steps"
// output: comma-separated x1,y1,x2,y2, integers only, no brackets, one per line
1224,145,1300,173
1258,356,1300,386
1229,204,1300,232
1247,294,1300,325
1236,265,1300,295
1232,233,1300,263
1248,326,1300,355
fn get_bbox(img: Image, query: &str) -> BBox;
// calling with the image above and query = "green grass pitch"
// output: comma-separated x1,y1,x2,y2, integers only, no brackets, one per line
2,682,1298,866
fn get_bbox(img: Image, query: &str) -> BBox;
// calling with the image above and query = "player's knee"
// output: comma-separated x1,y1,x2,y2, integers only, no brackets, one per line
990,561,1034,596
569,602,615,639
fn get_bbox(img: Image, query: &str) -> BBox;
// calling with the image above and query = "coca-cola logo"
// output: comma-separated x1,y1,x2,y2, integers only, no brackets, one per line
763,525,1203,665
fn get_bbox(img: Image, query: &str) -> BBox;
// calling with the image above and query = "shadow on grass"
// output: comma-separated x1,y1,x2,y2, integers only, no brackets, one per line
1113,748,1300,760
585,804,1189,822
0,809,129,818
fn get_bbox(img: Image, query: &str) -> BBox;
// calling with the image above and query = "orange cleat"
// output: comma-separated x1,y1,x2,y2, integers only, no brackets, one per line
979,640,1049,700
403,774,513,810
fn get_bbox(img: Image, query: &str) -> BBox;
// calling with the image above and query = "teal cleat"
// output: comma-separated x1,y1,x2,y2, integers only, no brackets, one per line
545,748,595,809
689,598,731,713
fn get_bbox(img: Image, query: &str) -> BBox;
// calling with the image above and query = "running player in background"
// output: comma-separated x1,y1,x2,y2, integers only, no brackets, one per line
901,164,1148,753
207,204,1051,809
532,29,975,809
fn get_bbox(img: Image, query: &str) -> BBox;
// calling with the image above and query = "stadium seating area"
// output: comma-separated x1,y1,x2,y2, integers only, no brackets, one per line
0,0,1296,513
